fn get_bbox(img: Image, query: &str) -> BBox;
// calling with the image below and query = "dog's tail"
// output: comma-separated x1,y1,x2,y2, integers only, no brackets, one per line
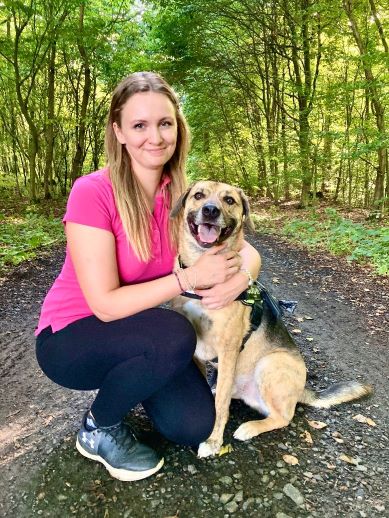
299,381,373,409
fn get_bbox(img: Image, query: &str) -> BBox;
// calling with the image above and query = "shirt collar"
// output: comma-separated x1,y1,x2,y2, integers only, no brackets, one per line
158,174,171,192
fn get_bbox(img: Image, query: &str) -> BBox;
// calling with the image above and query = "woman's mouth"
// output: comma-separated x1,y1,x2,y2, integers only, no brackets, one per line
146,148,166,155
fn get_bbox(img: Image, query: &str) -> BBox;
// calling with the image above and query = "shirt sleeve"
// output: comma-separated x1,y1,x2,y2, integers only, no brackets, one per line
63,175,112,231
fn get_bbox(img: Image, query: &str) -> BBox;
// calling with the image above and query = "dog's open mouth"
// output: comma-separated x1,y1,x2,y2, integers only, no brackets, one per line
188,219,234,248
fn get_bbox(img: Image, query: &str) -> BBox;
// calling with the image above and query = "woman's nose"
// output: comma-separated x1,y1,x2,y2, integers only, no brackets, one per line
148,125,163,144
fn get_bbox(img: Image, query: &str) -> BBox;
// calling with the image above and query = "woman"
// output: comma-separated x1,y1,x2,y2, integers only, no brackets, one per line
35,72,261,482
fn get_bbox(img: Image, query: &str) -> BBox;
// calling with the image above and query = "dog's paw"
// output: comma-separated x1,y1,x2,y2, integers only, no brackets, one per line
233,422,258,441
197,439,222,458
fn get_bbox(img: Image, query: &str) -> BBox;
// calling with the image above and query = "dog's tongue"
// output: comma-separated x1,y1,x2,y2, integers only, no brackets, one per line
198,224,221,243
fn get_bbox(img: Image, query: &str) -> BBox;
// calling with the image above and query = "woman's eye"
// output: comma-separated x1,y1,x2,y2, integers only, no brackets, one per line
161,120,172,127
224,196,235,205
134,123,144,129
194,192,204,200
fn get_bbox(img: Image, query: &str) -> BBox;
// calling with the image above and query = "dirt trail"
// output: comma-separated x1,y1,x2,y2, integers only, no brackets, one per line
0,233,388,517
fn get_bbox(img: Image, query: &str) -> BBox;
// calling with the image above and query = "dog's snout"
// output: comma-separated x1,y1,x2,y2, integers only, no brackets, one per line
202,204,220,219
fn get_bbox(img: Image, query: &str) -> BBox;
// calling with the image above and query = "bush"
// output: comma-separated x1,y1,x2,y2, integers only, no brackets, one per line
278,209,388,275
0,211,64,270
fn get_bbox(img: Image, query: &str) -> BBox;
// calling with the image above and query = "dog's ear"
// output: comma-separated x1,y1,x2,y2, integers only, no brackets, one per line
239,189,255,231
170,187,191,218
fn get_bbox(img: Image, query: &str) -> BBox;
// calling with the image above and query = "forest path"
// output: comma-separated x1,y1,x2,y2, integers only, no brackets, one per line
0,233,387,517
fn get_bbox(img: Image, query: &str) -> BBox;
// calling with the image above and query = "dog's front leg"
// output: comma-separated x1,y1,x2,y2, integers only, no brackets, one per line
198,346,240,458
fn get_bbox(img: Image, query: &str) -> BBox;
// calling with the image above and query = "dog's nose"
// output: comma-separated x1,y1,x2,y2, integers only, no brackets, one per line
202,204,220,219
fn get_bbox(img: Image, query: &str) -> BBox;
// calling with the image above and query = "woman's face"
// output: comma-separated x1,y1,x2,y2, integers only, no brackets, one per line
113,91,178,177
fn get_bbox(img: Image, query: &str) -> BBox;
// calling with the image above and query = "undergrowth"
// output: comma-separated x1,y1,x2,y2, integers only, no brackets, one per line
252,207,388,276
0,207,65,271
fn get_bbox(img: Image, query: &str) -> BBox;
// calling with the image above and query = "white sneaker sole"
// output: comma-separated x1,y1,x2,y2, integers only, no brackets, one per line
76,437,164,481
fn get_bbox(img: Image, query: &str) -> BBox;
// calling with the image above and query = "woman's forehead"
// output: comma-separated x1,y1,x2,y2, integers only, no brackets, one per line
121,92,176,120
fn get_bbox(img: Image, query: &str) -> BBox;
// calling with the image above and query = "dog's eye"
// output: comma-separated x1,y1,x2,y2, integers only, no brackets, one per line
194,192,204,200
224,196,235,205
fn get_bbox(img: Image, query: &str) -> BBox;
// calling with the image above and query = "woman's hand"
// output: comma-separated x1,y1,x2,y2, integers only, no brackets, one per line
195,271,249,310
186,245,242,289
193,239,261,310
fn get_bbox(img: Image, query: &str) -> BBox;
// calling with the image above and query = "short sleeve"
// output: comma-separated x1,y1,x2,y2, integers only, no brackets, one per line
63,175,113,231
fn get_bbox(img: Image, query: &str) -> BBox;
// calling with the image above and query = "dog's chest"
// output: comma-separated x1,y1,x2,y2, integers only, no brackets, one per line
182,299,248,362
181,300,217,360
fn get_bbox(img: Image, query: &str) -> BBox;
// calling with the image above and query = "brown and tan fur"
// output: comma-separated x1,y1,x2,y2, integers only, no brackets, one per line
171,181,373,458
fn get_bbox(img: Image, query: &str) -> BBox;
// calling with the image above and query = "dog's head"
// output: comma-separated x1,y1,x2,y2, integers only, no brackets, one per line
171,181,252,250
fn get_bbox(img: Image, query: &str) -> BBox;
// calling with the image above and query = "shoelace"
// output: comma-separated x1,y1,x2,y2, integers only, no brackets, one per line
106,423,136,451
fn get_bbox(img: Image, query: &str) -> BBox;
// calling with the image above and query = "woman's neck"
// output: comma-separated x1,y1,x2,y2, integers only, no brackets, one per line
133,166,164,210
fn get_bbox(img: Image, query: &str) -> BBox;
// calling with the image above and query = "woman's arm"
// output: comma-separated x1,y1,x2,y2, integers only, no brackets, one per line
66,222,241,321
195,240,261,310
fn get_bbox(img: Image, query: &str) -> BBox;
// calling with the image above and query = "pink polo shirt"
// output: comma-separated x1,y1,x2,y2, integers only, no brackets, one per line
35,168,175,336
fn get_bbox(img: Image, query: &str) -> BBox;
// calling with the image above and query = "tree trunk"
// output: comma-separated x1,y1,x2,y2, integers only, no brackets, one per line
343,0,387,212
284,0,321,207
44,41,56,199
71,4,91,184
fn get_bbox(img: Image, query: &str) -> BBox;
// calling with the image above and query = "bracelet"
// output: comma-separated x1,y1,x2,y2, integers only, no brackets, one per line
240,268,253,287
173,270,185,293
180,267,196,292
174,267,196,292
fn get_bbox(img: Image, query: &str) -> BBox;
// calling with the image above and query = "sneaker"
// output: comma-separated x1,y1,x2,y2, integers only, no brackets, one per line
76,412,164,481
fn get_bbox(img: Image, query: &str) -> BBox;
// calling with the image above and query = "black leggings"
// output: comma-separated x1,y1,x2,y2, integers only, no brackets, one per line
36,308,215,447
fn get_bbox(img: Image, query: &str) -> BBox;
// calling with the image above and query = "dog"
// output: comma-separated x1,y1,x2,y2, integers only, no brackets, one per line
171,180,372,458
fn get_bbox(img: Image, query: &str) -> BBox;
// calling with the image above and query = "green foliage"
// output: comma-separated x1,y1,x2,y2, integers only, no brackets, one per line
279,209,389,275
0,210,64,270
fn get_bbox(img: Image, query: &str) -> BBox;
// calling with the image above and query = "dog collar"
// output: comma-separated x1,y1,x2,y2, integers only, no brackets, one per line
180,288,256,303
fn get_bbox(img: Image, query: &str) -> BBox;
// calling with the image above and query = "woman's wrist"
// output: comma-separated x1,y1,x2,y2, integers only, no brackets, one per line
239,267,253,287
173,266,197,292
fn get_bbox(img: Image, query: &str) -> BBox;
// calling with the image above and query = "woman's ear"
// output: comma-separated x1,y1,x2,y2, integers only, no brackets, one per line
113,122,126,145
170,188,191,218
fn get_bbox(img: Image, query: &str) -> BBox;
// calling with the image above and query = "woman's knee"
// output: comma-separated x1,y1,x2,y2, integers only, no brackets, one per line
157,404,215,447
153,309,197,365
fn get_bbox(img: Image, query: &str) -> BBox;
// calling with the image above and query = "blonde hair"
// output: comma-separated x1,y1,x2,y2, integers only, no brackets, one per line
105,72,190,261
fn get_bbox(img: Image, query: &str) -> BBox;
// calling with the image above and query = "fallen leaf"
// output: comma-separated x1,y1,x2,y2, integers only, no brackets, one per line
218,444,233,456
352,414,377,427
283,454,299,465
292,328,302,334
307,420,327,430
306,337,314,342
332,431,344,443
300,430,313,444
296,317,304,322
304,316,314,320
272,277,280,284
44,415,54,426
339,454,358,465
326,463,336,469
